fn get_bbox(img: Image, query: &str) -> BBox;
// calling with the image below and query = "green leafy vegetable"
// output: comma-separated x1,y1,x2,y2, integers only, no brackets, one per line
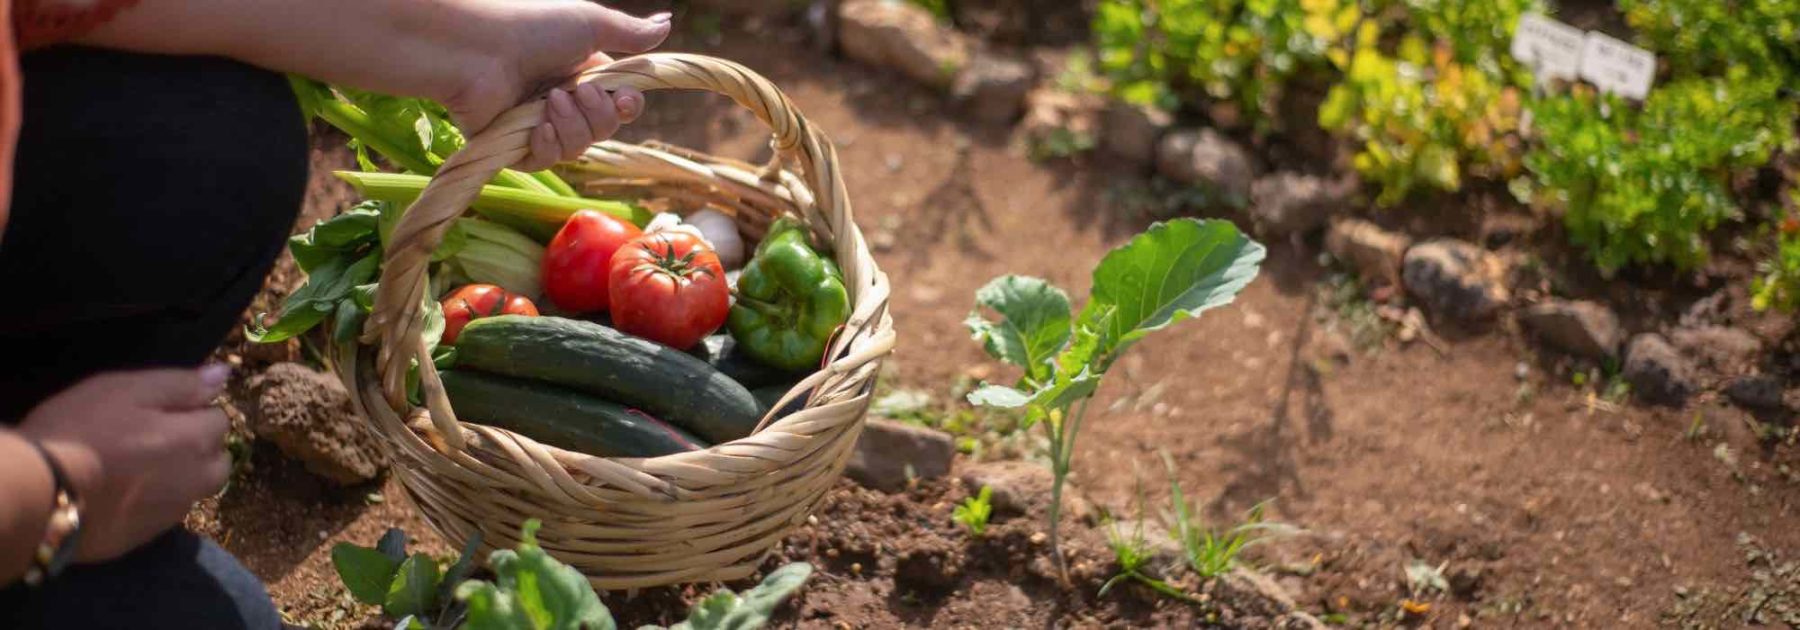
965,276,1071,385
333,520,811,630
457,520,614,630
1093,0,1353,130
1525,74,1795,272
289,76,568,196
645,563,813,630
966,218,1265,577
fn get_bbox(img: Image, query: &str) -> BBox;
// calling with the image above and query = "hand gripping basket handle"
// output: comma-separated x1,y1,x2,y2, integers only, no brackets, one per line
363,53,866,451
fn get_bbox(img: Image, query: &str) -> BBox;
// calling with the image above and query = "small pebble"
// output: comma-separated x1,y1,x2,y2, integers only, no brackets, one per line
1029,532,1048,545
850,562,863,575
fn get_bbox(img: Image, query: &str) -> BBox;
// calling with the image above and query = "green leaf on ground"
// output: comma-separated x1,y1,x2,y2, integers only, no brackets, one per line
331,543,400,606
383,553,443,619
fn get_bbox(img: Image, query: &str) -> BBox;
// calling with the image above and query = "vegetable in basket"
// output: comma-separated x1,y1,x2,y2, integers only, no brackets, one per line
452,316,763,443
439,219,546,301
727,218,851,371
438,370,707,457
439,284,537,345
608,230,731,350
542,210,642,314
685,208,746,269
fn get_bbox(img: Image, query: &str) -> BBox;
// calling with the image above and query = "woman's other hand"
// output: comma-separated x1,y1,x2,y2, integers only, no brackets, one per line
16,366,232,563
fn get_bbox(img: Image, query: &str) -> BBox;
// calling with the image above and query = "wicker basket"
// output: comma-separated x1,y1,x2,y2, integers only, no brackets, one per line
336,53,895,590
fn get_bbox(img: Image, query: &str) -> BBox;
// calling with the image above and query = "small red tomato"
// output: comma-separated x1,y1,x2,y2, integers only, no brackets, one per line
543,210,643,313
441,284,538,344
608,231,730,349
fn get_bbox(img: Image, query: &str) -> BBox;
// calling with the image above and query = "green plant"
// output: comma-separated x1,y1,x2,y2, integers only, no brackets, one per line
1318,0,1539,205
1027,126,1097,162
1524,74,1796,272
1093,0,1355,129
1166,454,1287,578
331,521,813,629
1752,192,1800,312
907,0,952,21
965,218,1266,576
953,486,994,536
1100,517,1199,603
1620,0,1800,89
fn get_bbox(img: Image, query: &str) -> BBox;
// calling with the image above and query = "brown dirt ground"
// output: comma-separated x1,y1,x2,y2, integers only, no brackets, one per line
193,12,1800,630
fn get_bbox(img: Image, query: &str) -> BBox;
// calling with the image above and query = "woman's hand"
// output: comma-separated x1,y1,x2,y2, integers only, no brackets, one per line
15,366,232,563
79,0,672,170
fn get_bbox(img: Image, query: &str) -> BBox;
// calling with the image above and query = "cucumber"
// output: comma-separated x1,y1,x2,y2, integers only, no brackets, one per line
752,383,808,421
693,334,807,389
440,370,707,457
454,316,762,443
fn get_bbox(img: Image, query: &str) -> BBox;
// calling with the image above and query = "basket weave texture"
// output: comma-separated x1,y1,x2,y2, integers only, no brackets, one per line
338,53,895,590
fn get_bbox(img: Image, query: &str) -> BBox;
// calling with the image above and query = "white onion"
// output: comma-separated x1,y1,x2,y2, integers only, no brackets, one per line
684,209,746,269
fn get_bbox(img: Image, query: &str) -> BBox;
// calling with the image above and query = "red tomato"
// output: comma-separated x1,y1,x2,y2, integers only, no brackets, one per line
607,232,730,349
542,210,643,313
441,284,538,344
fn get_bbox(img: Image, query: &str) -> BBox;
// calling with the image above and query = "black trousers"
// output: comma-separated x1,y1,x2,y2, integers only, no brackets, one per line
0,47,307,628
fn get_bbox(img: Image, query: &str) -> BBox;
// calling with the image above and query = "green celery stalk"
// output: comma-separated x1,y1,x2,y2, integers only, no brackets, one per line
335,171,651,241
531,170,580,197
290,76,557,195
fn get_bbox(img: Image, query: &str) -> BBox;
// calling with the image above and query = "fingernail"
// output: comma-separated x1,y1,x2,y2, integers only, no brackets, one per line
649,11,672,24
199,363,231,394
615,93,641,119
549,89,576,117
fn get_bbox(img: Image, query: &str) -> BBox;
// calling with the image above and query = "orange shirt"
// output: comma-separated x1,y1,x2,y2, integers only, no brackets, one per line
0,0,139,239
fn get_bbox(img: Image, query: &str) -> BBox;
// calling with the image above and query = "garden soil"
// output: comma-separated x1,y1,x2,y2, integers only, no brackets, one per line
191,16,1799,629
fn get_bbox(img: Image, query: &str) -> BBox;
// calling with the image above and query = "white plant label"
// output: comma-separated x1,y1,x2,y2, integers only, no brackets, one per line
1579,31,1657,100
1511,14,1584,81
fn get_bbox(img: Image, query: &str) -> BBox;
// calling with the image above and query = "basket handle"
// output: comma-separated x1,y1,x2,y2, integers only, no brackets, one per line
364,53,860,450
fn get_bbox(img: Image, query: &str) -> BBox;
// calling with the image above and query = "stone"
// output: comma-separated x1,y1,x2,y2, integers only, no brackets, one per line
1518,299,1624,361
845,418,955,492
1667,326,1763,376
1402,239,1511,323
247,363,386,485
1725,374,1784,410
1250,173,1353,236
951,51,1034,123
1156,128,1255,203
958,460,1051,516
1326,218,1410,287
1020,88,1102,155
839,0,969,89
1101,101,1172,166
1623,334,1697,406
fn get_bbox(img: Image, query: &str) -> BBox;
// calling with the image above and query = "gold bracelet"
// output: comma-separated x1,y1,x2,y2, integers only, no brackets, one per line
22,440,81,587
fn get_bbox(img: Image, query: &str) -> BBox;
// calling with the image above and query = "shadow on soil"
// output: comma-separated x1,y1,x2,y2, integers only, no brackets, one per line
213,444,378,581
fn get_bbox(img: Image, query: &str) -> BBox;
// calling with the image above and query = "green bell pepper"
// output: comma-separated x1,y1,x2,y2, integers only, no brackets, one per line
728,218,851,371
